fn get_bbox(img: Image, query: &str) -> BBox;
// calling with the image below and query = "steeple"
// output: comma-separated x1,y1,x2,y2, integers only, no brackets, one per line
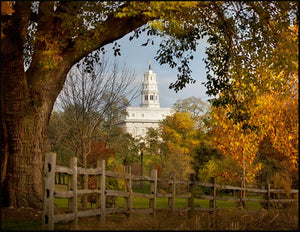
140,62,160,108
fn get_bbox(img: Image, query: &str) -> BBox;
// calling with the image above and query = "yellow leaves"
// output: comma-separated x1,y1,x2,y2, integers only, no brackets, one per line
251,92,298,173
212,72,298,182
160,112,198,173
211,102,263,184
37,35,63,71
149,20,164,31
115,0,199,31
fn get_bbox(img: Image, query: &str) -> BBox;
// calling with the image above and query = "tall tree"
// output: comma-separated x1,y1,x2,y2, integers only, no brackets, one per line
49,58,137,207
173,96,209,129
105,127,140,166
210,66,298,192
149,112,199,180
50,57,137,167
1,1,297,208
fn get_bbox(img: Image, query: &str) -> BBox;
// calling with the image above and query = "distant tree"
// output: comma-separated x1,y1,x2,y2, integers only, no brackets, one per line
198,156,242,186
172,97,209,127
49,57,137,167
153,112,199,180
105,127,140,166
193,130,223,180
143,127,165,175
48,58,137,207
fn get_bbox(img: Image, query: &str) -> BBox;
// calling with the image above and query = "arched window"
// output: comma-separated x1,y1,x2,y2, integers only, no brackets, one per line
150,95,154,100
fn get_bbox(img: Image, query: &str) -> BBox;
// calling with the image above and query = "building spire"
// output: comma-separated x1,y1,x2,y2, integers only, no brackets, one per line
141,63,160,108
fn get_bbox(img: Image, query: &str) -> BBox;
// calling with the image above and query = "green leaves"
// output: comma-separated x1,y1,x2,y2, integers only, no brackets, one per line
154,27,201,92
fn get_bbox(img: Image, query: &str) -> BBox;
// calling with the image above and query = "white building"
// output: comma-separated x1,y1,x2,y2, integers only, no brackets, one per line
116,63,174,139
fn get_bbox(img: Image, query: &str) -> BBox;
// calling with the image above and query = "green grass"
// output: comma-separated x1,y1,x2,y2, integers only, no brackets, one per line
54,183,262,210
54,197,69,208
54,195,262,210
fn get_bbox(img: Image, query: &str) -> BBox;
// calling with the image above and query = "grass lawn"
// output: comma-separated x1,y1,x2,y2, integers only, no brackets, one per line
54,183,262,210
54,195,262,210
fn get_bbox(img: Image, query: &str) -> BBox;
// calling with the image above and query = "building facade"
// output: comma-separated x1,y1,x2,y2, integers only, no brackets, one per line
116,63,173,139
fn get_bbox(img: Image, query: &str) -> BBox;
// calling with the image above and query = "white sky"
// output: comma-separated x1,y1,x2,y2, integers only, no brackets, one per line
104,30,212,107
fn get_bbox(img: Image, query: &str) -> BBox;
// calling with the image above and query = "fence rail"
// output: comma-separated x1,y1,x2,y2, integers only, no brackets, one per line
43,152,298,230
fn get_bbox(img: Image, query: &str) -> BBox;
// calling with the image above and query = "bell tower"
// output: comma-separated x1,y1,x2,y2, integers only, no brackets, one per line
141,60,160,108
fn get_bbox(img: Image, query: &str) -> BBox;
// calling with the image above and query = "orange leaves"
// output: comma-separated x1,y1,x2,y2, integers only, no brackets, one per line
249,93,298,174
1,2,14,39
211,75,298,183
211,105,261,184
1,2,14,16
212,107,259,161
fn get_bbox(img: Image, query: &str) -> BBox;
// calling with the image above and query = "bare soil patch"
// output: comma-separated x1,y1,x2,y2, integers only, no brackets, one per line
1,207,298,230
1,207,43,221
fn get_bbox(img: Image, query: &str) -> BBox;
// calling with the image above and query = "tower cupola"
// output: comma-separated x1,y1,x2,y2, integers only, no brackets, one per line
140,61,160,108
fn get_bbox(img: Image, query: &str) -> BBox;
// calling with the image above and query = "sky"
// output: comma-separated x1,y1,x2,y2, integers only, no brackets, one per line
103,30,212,108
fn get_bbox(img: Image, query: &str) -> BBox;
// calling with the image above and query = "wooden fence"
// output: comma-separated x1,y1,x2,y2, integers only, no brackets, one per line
42,152,298,230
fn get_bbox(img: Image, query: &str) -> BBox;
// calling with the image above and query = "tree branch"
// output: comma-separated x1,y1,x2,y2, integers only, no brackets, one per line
65,4,156,66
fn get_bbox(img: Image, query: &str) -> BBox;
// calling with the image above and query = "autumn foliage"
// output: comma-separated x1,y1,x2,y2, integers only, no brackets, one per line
88,141,115,166
210,74,298,186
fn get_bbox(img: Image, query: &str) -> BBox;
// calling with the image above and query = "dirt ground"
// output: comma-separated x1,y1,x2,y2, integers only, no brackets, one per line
1,206,298,230
1,207,43,221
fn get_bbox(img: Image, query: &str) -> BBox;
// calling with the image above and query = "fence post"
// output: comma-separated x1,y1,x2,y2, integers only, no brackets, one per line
96,160,101,209
67,159,73,211
168,171,176,214
125,166,132,211
43,152,56,230
209,177,216,229
209,177,216,209
239,182,243,209
267,183,271,209
149,169,158,214
70,157,78,225
188,174,195,217
100,160,106,223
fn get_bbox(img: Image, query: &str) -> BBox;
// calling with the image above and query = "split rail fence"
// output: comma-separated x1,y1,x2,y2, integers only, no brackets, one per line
42,152,298,230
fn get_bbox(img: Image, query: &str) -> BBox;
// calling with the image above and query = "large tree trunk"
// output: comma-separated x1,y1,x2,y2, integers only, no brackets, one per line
1,2,43,208
2,109,47,208
1,53,70,209
1,1,152,209
1,32,59,208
